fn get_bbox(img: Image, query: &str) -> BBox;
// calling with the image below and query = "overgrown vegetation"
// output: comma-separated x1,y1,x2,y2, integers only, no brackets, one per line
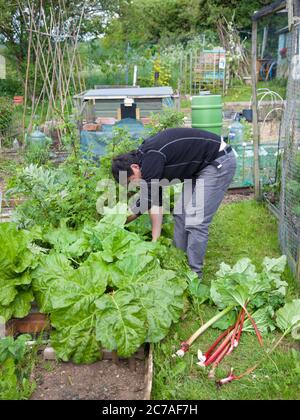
147,108,185,135
0,335,36,400
0,97,14,135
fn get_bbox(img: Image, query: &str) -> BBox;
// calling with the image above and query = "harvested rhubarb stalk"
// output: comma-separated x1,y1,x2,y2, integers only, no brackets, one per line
204,326,234,361
203,330,235,367
217,300,300,387
175,306,234,357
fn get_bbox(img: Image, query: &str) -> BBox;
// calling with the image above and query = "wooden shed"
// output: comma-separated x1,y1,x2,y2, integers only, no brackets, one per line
74,87,179,124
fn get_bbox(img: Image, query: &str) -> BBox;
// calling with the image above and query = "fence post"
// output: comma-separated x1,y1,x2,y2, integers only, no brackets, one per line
297,252,300,281
252,19,261,199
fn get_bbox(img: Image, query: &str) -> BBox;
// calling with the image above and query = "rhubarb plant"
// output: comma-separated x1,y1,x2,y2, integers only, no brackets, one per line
175,256,287,359
276,299,300,339
32,206,188,363
210,256,287,330
191,257,291,384
217,300,300,387
0,223,37,321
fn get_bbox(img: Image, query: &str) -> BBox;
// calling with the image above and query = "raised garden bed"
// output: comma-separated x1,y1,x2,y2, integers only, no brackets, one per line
31,349,152,400
5,312,154,400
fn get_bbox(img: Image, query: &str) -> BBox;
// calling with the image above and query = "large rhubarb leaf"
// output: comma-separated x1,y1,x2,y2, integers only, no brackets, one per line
211,256,287,312
95,290,147,357
263,255,287,279
100,229,139,262
32,254,73,312
32,252,108,363
276,300,300,339
50,309,101,364
109,254,156,289
0,223,35,321
243,306,276,334
45,255,108,311
84,205,158,263
104,251,186,343
42,222,89,258
127,267,186,342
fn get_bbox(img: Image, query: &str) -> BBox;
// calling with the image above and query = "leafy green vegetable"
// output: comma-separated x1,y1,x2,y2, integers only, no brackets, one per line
32,252,108,363
209,256,287,331
0,334,31,363
96,290,146,357
0,335,36,400
276,300,300,339
31,207,189,362
211,310,237,330
187,274,211,305
0,223,35,321
7,158,104,229
127,266,186,343
243,306,276,334
42,222,89,258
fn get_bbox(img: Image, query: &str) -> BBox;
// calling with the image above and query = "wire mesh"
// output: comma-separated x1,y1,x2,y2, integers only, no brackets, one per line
279,0,300,279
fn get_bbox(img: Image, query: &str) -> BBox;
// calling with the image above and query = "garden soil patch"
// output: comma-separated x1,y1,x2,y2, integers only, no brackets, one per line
223,192,254,205
31,358,146,400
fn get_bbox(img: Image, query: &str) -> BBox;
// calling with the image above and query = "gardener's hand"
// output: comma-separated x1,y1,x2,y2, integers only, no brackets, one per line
126,213,139,224
149,206,163,241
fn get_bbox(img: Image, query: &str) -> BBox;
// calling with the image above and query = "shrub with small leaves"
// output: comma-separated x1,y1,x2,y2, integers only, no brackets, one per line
0,97,14,135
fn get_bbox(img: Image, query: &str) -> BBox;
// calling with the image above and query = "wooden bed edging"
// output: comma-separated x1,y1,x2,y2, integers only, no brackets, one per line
144,344,153,400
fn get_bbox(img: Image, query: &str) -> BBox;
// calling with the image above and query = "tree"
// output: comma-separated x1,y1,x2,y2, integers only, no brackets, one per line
0,0,117,81
104,0,275,48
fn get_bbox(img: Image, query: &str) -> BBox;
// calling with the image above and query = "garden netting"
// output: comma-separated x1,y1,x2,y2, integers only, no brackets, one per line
279,0,300,278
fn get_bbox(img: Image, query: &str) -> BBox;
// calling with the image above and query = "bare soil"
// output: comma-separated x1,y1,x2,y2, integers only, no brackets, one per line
31,358,146,401
223,192,254,205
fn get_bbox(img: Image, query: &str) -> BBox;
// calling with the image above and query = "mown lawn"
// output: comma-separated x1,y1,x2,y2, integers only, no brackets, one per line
223,80,287,103
152,200,300,400
180,80,287,109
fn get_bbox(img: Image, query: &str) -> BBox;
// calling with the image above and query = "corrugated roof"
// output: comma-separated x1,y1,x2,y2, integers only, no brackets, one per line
80,87,174,100
252,0,286,21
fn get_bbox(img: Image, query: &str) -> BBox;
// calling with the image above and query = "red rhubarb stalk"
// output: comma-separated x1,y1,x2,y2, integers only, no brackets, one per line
217,331,289,387
227,308,244,354
208,341,231,380
204,330,235,367
242,305,264,346
204,326,234,360
236,308,246,343
175,305,235,357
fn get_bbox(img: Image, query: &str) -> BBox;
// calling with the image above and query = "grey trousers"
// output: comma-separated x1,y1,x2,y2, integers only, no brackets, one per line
173,151,237,278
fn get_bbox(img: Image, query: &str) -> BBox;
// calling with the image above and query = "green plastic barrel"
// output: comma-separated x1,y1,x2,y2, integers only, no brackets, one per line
191,95,223,135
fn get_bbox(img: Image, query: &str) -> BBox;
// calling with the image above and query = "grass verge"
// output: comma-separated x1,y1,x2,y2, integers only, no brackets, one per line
152,200,300,400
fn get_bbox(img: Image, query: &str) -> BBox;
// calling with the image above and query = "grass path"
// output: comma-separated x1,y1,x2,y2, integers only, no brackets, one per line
152,200,300,400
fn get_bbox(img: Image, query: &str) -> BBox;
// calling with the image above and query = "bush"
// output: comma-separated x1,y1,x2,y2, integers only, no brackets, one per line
0,97,14,134
148,108,185,135
0,78,23,97
24,141,52,166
